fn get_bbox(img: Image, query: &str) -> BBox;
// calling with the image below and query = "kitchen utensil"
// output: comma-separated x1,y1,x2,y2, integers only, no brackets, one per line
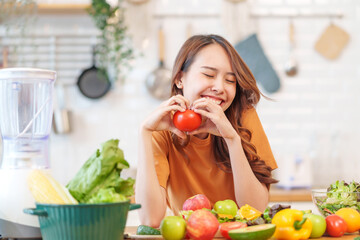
235,34,281,94
52,84,71,134
145,27,172,100
77,47,111,99
0,47,8,69
125,0,151,51
186,22,193,39
314,23,350,60
24,201,141,240
0,68,56,239
223,0,250,43
285,20,298,77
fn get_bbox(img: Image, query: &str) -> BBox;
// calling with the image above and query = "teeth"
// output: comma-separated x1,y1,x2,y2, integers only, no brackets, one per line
205,97,222,105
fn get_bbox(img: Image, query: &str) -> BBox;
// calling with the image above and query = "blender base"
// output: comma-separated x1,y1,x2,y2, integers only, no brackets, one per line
0,219,41,239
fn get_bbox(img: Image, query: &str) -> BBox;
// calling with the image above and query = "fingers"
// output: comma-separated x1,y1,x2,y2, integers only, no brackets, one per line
187,127,205,136
165,95,190,111
171,128,187,140
164,105,185,114
191,97,222,112
193,108,212,119
192,98,222,120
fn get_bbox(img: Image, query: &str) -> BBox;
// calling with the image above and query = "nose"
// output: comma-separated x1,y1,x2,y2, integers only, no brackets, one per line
210,77,224,94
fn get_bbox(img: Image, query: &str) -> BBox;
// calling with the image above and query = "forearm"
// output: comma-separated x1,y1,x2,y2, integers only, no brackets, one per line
135,128,167,228
226,135,269,211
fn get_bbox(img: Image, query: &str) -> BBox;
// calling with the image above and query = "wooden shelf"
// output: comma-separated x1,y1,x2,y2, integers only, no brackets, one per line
269,186,312,202
37,4,90,14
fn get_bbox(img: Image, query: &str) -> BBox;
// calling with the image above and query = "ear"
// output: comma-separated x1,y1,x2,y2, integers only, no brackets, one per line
175,77,183,89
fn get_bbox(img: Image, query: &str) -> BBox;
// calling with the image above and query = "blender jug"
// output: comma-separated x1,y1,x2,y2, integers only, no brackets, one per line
0,68,56,239
0,68,55,168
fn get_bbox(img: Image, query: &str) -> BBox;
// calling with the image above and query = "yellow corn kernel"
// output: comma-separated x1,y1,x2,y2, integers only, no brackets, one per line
28,170,77,204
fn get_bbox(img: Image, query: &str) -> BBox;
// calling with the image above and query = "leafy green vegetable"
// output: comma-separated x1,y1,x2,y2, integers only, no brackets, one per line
211,203,292,224
315,180,360,216
66,139,134,203
328,180,360,192
210,209,249,224
262,204,291,223
245,217,266,226
87,188,127,203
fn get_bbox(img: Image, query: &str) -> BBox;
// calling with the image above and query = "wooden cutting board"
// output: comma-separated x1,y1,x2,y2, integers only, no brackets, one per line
124,227,223,239
125,234,162,239
314,24,350,60
124,226,360,239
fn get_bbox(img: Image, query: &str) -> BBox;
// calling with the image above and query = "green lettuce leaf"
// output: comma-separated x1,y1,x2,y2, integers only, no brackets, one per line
316,180,360,215
87,188,128,203
66,139,134,203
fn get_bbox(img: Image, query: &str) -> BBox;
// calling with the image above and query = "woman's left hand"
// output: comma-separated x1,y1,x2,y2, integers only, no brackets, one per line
190,98,237,140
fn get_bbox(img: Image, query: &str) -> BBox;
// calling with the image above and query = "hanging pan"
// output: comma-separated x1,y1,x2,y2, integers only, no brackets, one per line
77,47,111,99
145,26,172,100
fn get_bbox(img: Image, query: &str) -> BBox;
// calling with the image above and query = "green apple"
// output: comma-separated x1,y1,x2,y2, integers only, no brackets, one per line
160,216,186,240
214,199,238,217
304,213,326,238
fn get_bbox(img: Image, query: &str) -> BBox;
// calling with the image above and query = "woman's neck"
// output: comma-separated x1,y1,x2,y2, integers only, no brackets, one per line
194,133,209,139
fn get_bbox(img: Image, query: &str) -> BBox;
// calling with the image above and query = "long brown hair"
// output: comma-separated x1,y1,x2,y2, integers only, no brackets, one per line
170,34,277,185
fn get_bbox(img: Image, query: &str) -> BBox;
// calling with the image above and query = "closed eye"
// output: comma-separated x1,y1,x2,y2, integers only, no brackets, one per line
226,79,236,83
203,73,214,78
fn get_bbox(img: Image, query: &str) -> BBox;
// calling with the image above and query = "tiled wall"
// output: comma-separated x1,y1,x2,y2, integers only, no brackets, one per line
252,0,360,187
1,0,359,188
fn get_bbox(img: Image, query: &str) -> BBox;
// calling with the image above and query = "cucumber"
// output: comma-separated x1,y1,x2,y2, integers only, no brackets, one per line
228,224,276,240
136,225,161,235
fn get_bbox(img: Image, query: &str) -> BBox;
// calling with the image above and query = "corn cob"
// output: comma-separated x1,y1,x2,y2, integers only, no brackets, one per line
28,170,78,204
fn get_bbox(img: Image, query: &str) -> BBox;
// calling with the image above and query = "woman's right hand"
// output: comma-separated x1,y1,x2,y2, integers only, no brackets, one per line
142,94,189,139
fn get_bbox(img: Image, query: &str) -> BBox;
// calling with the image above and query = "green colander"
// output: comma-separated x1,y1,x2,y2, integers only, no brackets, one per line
24,201,141,240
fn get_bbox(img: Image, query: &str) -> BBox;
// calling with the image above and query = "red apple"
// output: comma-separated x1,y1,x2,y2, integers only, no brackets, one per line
182,194,211,211
186,209,219,240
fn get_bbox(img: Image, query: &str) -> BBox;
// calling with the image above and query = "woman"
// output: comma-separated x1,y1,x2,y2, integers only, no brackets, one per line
135,34,278,227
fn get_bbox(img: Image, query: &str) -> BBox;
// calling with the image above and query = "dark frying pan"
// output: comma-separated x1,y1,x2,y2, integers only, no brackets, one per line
77,47,111,99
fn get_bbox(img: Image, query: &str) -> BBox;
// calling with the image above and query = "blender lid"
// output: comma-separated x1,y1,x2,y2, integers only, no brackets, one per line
0,68,56,81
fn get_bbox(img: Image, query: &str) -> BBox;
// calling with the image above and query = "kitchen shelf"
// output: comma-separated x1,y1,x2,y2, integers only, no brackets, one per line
269,186,312,202
37,4,90,14
250,9,343,19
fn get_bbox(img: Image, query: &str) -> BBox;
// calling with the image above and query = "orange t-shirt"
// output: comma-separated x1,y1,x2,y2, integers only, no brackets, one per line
152,107,277,215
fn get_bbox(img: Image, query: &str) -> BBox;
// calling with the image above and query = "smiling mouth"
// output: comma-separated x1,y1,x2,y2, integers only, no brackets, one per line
203,96,223,105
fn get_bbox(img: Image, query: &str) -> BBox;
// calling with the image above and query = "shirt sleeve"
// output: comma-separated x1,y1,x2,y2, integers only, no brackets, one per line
241,107,278,170
151,131,171,188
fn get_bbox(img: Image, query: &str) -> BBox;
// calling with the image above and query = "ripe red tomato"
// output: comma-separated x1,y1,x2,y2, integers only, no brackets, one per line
325,214,347,237
173,110,202,132
219,222,247,239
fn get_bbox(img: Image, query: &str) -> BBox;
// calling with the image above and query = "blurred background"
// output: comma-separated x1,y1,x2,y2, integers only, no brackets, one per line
0,0,359,191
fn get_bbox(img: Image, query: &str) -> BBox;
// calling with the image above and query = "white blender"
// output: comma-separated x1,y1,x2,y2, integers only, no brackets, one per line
0,68,56,239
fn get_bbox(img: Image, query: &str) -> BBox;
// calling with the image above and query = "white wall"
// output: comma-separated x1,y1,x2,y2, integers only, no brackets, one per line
1,0,359,188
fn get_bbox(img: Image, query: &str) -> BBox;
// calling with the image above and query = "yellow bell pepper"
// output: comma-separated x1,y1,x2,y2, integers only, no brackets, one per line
272,209,312,240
